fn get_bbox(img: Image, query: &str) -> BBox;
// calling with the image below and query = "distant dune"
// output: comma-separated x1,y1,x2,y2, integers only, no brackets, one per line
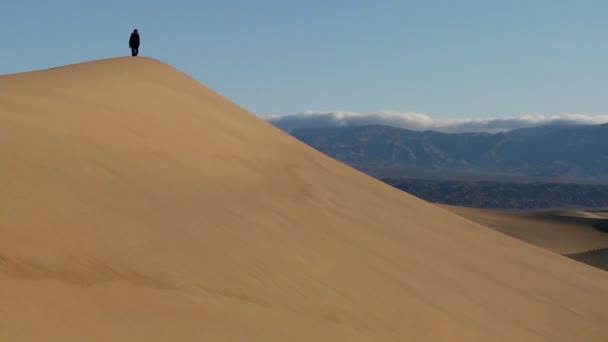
567,249,608,271
551,210,603,219
2,58,608,341
441,205,608,270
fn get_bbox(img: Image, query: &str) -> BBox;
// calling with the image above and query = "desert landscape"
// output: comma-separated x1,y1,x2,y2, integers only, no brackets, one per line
441,205,608,271
2,57,608,341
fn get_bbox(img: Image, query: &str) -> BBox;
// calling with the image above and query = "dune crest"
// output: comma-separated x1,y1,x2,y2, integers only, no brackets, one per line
1,58,608,341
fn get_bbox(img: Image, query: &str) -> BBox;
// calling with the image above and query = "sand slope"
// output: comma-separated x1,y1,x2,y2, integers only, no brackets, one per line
440,205,608,272
1,57,608,341
440,205,608,255
567,249,608,272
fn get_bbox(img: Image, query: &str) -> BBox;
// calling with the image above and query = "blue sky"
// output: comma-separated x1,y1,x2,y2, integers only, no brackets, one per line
2,0,607,121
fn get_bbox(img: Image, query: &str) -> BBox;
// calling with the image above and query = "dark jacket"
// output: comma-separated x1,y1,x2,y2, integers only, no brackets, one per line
129,32,140,48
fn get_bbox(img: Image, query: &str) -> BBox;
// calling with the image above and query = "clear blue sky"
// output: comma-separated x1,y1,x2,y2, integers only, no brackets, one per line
2,0,607,118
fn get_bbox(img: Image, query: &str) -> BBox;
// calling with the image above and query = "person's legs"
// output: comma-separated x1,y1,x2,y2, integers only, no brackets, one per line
131,48,136,56
135,47,139,56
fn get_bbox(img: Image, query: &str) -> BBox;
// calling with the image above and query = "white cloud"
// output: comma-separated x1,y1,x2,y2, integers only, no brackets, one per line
266,111,608,133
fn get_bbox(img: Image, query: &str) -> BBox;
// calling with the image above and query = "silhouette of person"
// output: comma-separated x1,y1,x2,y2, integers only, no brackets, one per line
129,29,140,56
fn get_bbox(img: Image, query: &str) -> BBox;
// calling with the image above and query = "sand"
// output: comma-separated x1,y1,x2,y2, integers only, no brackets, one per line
440,205,608,272
2,57,608,341
440,205,608,255
567,249,608,272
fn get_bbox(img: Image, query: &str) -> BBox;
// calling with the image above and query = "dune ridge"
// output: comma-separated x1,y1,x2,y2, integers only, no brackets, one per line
1,57,608,341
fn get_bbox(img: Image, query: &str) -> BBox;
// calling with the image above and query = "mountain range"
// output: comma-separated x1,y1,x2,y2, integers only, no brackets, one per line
287,123,608,179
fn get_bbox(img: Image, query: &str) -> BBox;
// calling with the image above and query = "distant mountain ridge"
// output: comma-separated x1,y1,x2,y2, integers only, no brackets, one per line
384,178,608,209
287,123,608,178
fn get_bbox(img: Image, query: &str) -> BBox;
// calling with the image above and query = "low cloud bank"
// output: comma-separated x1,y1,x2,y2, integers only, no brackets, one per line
267,111,608,133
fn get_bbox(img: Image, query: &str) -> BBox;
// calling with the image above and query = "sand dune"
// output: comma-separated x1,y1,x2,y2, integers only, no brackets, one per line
2,57,608,341
441,205,608,271
440,205,608,255
567,248,608,271
551,210,603,219
595,212,608,218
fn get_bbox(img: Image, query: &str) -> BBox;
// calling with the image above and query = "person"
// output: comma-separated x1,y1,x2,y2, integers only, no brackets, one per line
129,29,140,56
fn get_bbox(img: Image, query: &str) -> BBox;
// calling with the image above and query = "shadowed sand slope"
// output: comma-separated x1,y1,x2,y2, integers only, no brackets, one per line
567,249,608,272
440,205,608,255
2,58,608,341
